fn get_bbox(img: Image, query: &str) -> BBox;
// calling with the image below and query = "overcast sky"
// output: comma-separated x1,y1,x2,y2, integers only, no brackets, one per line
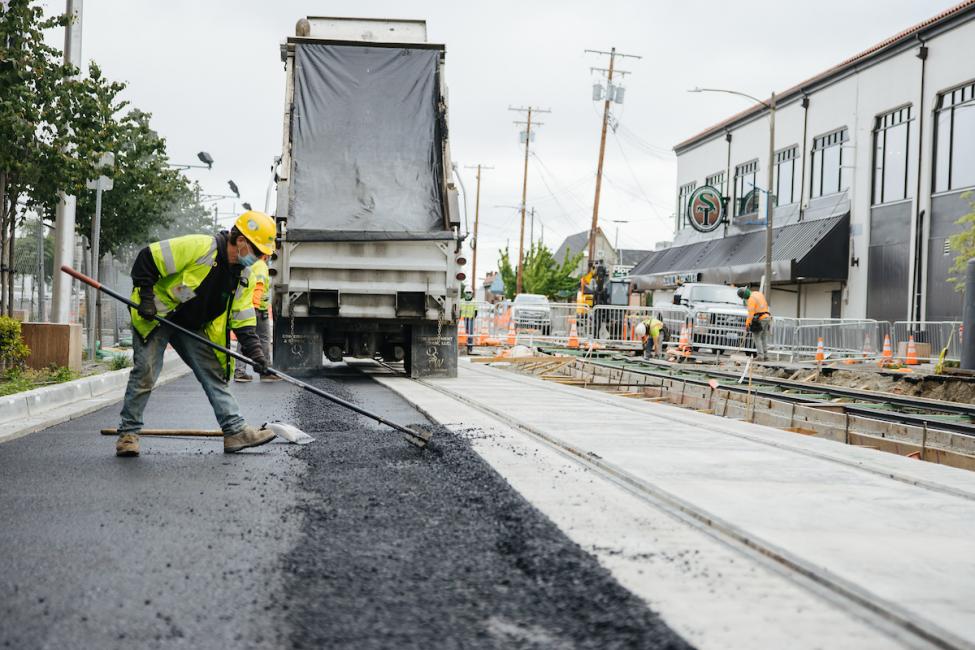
44,0,950,280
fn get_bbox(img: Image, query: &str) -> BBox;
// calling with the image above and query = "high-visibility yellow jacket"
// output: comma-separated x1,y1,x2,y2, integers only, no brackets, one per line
129,234,257,377
460,301,477,319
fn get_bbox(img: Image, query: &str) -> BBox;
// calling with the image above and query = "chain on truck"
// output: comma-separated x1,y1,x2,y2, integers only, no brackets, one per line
269,17,464,378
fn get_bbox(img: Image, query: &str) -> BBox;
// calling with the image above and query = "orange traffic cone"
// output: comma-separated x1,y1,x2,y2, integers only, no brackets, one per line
863,333,875,358
815,337,825,362
474,319,487,346
567,318,580,349
458,318,468,348
506,319,517,346
905,335,919,365
878,334,893,367
677,325,691,359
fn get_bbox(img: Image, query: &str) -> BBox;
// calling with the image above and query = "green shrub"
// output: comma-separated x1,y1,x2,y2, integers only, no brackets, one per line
48,365,77,383
0,316,30,371
110,354,132,370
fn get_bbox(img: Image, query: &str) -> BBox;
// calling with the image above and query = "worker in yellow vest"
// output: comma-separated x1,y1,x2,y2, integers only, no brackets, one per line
234,259,280,382
459,291,477,354
634,314,667,360
738,286,772,361
115,211,278,457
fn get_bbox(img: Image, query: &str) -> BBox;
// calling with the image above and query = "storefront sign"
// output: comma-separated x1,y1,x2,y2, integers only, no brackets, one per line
687,185,724,233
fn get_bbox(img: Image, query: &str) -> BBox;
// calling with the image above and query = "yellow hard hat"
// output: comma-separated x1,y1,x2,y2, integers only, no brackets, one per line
234,210,276,256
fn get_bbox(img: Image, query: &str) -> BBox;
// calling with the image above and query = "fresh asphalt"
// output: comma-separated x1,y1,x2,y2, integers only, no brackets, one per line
0,362,690,649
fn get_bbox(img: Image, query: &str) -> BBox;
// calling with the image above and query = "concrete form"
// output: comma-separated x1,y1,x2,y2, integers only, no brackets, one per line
378,360,975,649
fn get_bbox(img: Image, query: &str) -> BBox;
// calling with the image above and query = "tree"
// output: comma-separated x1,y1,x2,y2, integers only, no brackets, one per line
497,243,584,299
948,192,975,292
0,1,79,315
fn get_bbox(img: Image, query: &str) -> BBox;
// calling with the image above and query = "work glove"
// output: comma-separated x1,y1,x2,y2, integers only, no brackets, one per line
137,286,157,320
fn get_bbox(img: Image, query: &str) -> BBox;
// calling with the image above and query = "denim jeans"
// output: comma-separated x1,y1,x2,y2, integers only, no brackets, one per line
234,311,271,379
118,324,246,436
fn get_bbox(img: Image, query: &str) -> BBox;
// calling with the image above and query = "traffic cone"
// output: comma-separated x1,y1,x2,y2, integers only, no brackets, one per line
815,337,825,362
567,318,580,349
878,334,893,367
458,318,468,348
905,335,919,365
506,319,517,346
475,318,487,346
862,333,875,358
677,325,691,359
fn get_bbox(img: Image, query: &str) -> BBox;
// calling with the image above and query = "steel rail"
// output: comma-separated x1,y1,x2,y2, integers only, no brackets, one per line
565,354,975,437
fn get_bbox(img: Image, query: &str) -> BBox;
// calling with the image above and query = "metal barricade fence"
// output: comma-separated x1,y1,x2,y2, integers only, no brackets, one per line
892,321,962,361
791,320,886,359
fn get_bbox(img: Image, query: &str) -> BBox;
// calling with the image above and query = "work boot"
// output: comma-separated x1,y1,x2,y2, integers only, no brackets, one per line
234,372,252,383
224,424,276,453
259,372,283,383
116,433,140,457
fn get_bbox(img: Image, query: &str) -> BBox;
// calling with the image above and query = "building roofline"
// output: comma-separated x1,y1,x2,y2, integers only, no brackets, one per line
673,0,975,154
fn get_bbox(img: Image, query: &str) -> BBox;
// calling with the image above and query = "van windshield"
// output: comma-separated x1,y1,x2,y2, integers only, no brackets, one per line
515,294,548,304
690,285,741,305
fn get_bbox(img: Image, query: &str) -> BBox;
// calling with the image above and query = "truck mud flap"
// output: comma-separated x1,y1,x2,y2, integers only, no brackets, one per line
272,317,323,375
409,322,457,379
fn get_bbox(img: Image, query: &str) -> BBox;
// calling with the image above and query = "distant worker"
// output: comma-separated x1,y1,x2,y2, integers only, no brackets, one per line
635,314,667,360
115,211,278,457
235,258,281,382
460,291,477,354
738,286,771,361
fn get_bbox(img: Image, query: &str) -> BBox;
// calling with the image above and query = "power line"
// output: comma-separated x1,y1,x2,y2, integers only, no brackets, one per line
508,105,551,293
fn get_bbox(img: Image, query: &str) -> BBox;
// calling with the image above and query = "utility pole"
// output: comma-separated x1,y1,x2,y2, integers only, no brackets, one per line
509,105,550,294
529,207,535,245
464,164,493,300
585,47,641,270
51,0,83,323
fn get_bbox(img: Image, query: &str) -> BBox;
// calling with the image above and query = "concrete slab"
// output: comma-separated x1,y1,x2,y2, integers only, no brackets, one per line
396,362,975,648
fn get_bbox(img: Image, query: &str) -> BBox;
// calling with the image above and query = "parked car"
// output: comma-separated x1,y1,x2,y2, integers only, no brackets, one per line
668,283,750,351
511,294,552,334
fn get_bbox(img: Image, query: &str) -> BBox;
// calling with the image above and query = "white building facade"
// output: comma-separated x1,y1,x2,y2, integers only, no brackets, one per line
631,1,975,321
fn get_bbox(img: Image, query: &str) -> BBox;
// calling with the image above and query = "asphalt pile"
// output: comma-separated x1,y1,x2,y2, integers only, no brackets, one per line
281,368,692,649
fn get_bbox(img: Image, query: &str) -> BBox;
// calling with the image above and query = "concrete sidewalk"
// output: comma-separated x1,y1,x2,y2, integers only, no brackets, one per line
0,350,190,445
384,361,975,649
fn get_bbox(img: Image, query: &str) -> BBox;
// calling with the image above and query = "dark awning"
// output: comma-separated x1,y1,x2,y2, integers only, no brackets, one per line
630,214,849,290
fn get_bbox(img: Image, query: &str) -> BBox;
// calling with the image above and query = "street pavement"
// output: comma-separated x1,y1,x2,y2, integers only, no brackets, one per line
0,364,689,649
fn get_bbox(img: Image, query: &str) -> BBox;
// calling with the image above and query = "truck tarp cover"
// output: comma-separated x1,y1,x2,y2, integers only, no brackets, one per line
290,43,447,240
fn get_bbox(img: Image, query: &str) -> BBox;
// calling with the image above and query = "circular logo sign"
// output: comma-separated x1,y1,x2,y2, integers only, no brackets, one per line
687,185,724,233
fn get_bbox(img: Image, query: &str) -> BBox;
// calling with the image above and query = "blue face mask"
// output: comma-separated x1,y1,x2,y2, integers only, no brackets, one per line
237,243,258,267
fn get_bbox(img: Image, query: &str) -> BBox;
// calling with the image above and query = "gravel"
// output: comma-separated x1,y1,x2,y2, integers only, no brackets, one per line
281,366,692,650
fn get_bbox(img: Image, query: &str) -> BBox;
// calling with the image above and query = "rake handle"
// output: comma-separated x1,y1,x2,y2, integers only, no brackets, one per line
61,265,415,436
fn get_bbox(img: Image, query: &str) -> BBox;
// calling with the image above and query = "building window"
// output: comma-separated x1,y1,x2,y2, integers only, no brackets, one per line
810,127,849,198
734,160,758,216
705,171,725,194
873,106,914,204
773,145,798,206
934,81,975,193
677,181,696,229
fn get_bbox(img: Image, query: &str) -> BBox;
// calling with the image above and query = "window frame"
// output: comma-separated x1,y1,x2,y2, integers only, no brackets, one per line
677,181,697,229
705,170,726,194
810,127,849,199
933,79,975,194
733,159,759,217
872,105,913,205
773,145,799,207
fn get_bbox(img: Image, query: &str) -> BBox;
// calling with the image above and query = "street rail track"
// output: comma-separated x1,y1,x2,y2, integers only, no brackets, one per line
544,350,975,438
394,361,972,650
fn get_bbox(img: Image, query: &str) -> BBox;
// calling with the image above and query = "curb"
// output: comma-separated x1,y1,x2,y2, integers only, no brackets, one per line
0,351,191,445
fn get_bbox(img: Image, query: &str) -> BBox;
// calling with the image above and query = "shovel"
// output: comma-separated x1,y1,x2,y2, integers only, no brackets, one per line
61,266,433,449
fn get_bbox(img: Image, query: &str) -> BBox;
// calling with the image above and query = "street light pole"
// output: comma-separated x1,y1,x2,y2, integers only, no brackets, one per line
688,87,775,302
85,153,114,360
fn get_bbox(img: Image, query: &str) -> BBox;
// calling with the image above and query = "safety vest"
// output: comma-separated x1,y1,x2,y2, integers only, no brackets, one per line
129,234,257,379
642,317,663,337
746,291,771,326
460,301,477,319
247,260,271,313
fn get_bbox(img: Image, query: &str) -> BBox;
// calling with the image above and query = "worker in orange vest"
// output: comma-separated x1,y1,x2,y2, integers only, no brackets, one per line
738,286,772,361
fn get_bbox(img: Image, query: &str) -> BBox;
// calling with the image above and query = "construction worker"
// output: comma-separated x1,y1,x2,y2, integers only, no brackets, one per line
738,286,772,361
634,314,667,359
114,211,278,457
234,258,281,382
460,291,477,354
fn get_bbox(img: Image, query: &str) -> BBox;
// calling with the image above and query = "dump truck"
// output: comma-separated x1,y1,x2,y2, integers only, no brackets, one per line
271,17,462,378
